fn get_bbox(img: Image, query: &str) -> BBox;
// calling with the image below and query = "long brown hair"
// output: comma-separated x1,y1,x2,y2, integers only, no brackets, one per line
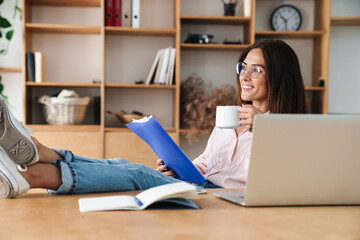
236,39,306,113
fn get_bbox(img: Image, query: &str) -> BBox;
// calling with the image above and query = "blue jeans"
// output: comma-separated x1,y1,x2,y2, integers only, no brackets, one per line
48,149,221,194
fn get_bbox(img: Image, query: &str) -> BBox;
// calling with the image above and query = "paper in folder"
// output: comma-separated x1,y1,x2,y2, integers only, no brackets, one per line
126,116,205,184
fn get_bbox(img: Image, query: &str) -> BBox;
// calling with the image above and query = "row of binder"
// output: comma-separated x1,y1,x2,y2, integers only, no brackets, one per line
105,0,140,28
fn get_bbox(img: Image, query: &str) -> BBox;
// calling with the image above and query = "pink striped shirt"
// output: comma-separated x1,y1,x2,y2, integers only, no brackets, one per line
192,127,253,188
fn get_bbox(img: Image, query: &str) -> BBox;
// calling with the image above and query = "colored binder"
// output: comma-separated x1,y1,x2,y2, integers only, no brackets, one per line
114,0,121,26
25,52,35,82
126,117,205,184
105,0,114,26
131,0,140,28
121,0,131,27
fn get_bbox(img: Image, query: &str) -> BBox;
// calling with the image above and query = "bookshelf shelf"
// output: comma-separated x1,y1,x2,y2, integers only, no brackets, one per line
26,23,101,35
181,15,251,25
331,17,360,26
26,82,101,87
181,43,251,51
0,68,22,73
105,127,176,132
28,0,101,7
255,30,325,38
105,27,176,36
28,124,101,132
304,86,326,91
105,83,176,89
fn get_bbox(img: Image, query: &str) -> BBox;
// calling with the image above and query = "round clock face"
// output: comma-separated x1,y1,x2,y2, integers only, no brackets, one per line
270,5,302,31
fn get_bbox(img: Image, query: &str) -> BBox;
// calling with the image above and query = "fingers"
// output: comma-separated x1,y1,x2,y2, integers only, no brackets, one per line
238,105,262,132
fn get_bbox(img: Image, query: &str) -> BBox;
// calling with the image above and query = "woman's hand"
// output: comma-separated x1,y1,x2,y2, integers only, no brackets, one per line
156,159,176,177
239,105,263,132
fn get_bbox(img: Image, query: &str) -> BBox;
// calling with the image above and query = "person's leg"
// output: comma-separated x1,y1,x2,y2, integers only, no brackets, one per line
47,150,181,194
31,137,64,163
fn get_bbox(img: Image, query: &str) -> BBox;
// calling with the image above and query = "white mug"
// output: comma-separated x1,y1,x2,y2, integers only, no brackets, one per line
215,106,241,129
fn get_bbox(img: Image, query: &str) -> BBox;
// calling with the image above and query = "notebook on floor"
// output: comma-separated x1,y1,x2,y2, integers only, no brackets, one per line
214,114,360,206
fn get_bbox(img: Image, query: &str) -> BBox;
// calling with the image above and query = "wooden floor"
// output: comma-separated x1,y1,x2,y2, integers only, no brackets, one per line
0,189,359,239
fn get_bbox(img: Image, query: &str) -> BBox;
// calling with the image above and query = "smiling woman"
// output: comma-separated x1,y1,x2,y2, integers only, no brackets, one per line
236,39,306,115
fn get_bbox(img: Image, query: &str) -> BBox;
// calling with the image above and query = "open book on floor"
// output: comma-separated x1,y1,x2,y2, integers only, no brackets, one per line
125,116,205,184
78,182,200,212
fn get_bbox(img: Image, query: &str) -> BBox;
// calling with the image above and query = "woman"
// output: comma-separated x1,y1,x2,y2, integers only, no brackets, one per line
0,39,306,198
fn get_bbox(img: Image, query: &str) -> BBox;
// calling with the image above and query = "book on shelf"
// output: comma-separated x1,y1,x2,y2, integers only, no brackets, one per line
121,0,132,27
156,47,171,85
153,48,165,84
131,0,140,28
243,0,251,17
106,0,114,26
78,182,200,212
25,52,35,82
165,48,176,85
114,0,121,26
125,116,205,184
34,52,46,83
145,49,162,85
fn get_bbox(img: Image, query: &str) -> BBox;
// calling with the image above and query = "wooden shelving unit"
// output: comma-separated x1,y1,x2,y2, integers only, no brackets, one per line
22,0,179,165
255,30,326,38
181,15,251,25
180,43,251,50
105,83,176,89
26,82,101,87
25,23,101,34
105,27,176,36
21,0,340,161
331,16,360,26
0,68,22,73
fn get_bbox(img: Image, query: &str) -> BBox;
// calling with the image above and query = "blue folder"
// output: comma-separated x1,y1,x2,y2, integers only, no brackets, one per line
126,117,205,184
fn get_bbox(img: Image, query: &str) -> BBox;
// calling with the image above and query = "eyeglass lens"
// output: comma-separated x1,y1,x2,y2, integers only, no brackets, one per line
236,62,262,78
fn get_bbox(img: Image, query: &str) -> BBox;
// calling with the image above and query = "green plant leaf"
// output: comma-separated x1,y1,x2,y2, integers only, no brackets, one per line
0,0,4,5
6,30,14,41
0,49,5,54
0,31,2,38
0,16,11,28
15,6,22,13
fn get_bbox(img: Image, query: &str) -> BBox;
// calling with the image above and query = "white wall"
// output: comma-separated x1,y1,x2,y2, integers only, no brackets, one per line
0,0,24,121
328,0,360,114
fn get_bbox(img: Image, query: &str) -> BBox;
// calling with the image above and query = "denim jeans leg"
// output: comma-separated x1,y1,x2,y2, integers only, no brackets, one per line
48,149,181,194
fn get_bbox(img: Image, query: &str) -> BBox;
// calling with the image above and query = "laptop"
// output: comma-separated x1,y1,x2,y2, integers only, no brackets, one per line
214,114,360,206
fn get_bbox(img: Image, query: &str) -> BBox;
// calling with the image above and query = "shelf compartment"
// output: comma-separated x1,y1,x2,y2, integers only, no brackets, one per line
105,83,176,89
304,86,326,91
181,43,251,51
331,16,360,26
255,30,325,38
0,68,21,73
105,27,176,36
26,23,101,34
28,0,100,7
181,15,251,25
27,124,101,132
105,127,175,132
26,82,101,87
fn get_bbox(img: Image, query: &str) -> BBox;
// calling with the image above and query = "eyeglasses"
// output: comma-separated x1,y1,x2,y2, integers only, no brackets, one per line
236,62,265,79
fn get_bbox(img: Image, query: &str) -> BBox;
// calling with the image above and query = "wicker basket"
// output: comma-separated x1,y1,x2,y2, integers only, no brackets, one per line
38,95,90,125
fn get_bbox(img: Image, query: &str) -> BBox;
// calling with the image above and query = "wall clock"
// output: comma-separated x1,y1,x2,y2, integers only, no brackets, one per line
270,4,302,31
